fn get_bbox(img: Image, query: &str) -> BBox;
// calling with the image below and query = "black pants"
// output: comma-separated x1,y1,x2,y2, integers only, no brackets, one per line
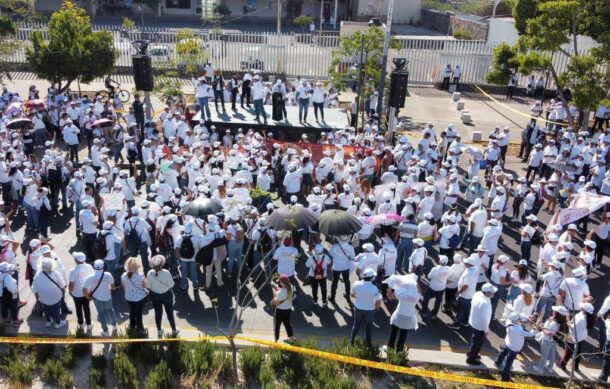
540,163,552,180
313,102,324,121
214,89,225,111
441,77,450,90
68,144,79,164
506,86,515,98
330,269,350,299
443,287,457,313
453,77,460,90
241,87,251,107
83,233,97,263
561,340,585,370
231,88,239,110
128,299,145,330
500,145,508,164
73,296,91,325
274,308,293,341
350,113,357,128
526,165,539,182
150,290,176,332
311,277,327,303
388,325,408,351
467,329,486,362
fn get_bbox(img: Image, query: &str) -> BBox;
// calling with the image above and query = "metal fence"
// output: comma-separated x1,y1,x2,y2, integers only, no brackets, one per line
9,22,576,86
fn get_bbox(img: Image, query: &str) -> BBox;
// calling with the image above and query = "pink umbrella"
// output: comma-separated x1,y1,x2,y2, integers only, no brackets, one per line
92,118,114,127
3,102,22,116
24,99,46,109
364,213,403,226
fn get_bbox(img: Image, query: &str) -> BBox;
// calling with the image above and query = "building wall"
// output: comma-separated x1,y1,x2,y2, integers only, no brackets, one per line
487,18,519,45
420,9,488,39
356,0,421,24
449,16,487,40
419,8,450,34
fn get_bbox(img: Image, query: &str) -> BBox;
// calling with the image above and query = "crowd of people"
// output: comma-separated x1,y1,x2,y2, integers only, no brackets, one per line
0,73,608,383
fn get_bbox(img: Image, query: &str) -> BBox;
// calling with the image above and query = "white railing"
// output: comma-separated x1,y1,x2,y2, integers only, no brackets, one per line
8,22,582,86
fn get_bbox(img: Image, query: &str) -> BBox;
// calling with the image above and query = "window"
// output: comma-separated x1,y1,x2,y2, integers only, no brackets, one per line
166,0,191,9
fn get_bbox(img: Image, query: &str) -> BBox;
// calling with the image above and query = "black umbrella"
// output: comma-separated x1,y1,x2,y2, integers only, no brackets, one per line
318,209,362,236
6,118,33,129
182,197,223,218
266,205,317,230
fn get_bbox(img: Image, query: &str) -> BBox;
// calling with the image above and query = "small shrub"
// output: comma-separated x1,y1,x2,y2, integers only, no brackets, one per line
34,343,55,362
145,360,173,389
69,327,92,357
113,352,139,389
60,346,76,368
212,349,234,383
453,29,473,40
89,368,105,388
163,341,187,375
337,375,357,389
386,347,409,367
240,346,264,382
91,354,107,370
183,340,215,375
42,358,75,389
3,357,35,386
259,361,274,387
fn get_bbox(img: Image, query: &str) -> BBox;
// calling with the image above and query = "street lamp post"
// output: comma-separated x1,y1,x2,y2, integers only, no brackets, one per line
376,0,394,118
356,33,365,129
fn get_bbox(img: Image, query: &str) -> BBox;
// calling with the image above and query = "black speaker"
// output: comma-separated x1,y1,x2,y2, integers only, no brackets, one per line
132,55,154,91
388,71,409,108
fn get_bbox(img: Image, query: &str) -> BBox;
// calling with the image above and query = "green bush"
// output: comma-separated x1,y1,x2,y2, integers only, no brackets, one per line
212,350,234,383
113,352,139,389
89,368,105,388
453,29,473,40
69,327,92,357
145,360,173,389
259,361,275,387
91,354,107,370
182,340,216,375
162,341,187,375
42,358,76,389
386,347,409,367
240,346,264,382
34,343,55,362
2,357,35,386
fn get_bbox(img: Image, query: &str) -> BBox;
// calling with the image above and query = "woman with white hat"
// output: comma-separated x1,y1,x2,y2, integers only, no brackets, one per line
83,259,118,337
32,257,67,329
145,255,179,338
67,252,94,331
489,255,510,318
0,262,22,325
121,257,147,331
533,305,568,373
558,302,596,372
494,312,535,381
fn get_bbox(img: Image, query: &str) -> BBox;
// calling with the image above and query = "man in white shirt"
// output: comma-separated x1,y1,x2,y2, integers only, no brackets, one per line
193,77,212,122
452,65,462,89
465,283,497,365
350,268,381,345
124,207,153,273
494,312,535,380
296,80,311,123
79,200,98,261
252,76,267,124
62,119,80,163
312,81,327,122
449,257,478,329
272,237,298,281
329,236,355,302
464,200,487,254
83,259,117,336
174,222,204,290
32,257,67,328
421,255,450,320
441,64,452,90
350,96,358,127
68,251,94,330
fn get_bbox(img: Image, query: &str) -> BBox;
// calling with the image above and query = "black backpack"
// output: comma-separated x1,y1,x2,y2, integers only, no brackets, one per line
180,235,195,259
94,231,109,259
127,219,143,247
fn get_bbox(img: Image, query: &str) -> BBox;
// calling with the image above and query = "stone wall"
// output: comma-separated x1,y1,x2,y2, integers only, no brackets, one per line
420,9,488,40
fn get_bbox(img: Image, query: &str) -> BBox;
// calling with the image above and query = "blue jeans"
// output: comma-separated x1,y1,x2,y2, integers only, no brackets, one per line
24,202,38,228
114,142,124,163
601,340,610,381
180,260,199,288
105,259,117,283
466,234,482,255
113,243,122,266
254,99,267,123
495,345,518,381
43,301,61,325
197,97,211,121
537,338,557,370
227,240,244,274
298,98,309,121
351,308,376,345
520,241,532,263
93,298,117,332
454,297,471,325
490,282,505,318
535,295,556,322
75,200,82,229
397,238,414,269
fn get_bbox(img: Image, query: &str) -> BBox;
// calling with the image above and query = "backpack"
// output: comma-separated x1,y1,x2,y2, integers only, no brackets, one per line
530,229,542,246
128,219,143,247
180,235,195,259
313,256,325,279
448,233,461,248
158,228,173,251
94,232,109,259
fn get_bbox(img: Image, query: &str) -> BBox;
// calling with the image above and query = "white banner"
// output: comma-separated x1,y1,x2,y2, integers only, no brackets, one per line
100,193,124,211
546,193,610,231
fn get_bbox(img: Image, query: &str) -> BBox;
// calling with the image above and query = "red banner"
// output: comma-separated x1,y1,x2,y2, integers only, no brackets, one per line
264,140,364,163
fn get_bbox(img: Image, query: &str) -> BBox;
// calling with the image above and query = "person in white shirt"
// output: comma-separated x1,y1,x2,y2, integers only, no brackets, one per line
32,257,67,329
494,312,535,380
193,77,212,121
79,200,99,261
0,262,21,324
558,267,591,312
449,256,479,328
328,235,355,302
124,207,153,273
270,274,295,342
311,81,327,122
534,305,568,374
350,268,382,345
61,119,80,163
83,259,117,337
452,65,461,89
174,222,204,290
145,255,179,338
296,80,311,123
386,277,421,352
272,237,298,281
559,303,595,372
120,257,147,331
420,255,450,320
441,64,452,90
305,244,331,306
252,76,267,125
465,283,497,365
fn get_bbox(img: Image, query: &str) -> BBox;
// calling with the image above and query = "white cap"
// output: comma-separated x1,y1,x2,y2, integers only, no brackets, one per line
72,252,87,263
481,283,498,294
362,268,377,278
519,283,533,294
93,259,104,270
362,243,374,252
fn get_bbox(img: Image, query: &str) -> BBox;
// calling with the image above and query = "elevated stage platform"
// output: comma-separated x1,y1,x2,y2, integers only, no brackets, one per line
192,105,349,142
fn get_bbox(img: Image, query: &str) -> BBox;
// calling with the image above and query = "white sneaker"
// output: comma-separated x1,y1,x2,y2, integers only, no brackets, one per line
100,330,110,337
54,320,67,329
45,321,52,327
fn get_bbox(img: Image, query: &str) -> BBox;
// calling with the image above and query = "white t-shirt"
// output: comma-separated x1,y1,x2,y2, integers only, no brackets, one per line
68,263,95,298
32,270,66,305
83,271,114,302
351,280,381,311
273,246,298,277
428,265,450,291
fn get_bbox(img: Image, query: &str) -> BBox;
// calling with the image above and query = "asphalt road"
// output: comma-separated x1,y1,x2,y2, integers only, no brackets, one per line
5,136,607,371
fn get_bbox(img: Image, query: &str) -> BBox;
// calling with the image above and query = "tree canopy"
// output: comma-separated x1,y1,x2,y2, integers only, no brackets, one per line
26,1,116,92
328,26,401,98
488,0,610,126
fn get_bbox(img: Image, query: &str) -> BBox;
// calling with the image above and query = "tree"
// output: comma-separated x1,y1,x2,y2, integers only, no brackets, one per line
173,28,208,77
0,16,17,83
485,43,521,85
26,1,116,93
328,26,401,101
487,0,610,127
293,15,313,32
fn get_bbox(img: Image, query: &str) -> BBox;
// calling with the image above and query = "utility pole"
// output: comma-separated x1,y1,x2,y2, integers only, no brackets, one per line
319,0,324,40
277,0,282,34
376,0,394,116
333,0,338,30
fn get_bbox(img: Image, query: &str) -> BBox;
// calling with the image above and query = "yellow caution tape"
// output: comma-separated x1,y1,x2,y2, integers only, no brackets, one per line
0,335,226,344
235,335,558,389
473,84,567,127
